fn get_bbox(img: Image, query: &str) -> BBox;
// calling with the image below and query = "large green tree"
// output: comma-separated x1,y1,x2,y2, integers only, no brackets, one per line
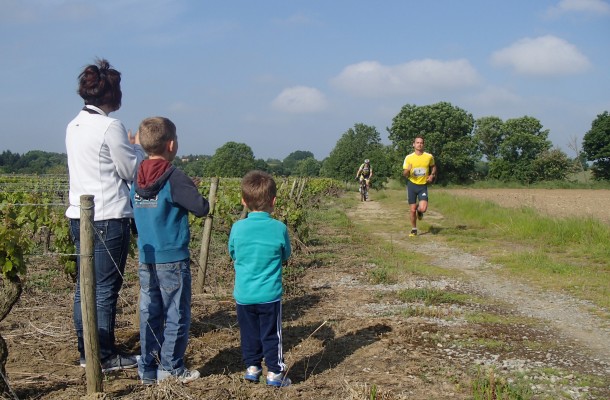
293,157,321,177
0,150,21,173
320,123,391,186
388,102,478,184
205,142,256,177
488,116,552,183
473,116,504,161
265,158,286,176
582,111,610,181
530,148,579,182
283,151,314,175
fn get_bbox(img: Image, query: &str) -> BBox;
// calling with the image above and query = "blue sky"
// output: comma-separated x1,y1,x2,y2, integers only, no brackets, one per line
1,0,609,161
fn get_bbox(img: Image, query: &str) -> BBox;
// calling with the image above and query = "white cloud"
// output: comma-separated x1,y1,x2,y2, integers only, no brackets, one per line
271,86,329,113
547,0,610,16
464,86,522,109
331,59,480,98
490,35,590,76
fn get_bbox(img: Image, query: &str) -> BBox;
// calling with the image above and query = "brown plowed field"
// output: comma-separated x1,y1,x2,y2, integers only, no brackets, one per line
439,188,610,225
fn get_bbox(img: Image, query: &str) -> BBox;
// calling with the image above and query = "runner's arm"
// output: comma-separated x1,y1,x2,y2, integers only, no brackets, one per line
427,165,437,182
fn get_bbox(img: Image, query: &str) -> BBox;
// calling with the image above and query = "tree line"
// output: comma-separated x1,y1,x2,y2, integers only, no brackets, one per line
2,102,609,183
0,150,67,174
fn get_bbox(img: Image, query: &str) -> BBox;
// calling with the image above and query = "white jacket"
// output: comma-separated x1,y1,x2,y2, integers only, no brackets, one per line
65,105,145,221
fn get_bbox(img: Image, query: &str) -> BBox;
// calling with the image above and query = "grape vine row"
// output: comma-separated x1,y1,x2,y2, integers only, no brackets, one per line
0,175,343,279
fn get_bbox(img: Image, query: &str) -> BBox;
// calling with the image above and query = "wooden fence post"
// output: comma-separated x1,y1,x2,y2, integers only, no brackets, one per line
196,177,219,294
289,179,298,199
296,178,307,204
80,195,103,393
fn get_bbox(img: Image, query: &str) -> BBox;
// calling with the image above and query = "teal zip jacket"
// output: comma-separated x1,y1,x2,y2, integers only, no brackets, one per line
229,211,291,304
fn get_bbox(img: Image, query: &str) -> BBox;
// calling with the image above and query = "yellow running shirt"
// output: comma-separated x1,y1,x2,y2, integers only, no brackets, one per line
403,152,435,185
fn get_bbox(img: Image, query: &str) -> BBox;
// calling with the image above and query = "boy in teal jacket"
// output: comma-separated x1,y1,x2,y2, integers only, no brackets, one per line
228,170,292,387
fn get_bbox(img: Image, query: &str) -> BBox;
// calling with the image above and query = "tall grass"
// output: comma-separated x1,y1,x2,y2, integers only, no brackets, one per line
429,191,610,310
439,175,610,190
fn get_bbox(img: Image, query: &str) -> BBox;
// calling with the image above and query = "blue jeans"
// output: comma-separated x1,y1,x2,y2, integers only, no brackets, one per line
138,259,192,381
70,218,130,362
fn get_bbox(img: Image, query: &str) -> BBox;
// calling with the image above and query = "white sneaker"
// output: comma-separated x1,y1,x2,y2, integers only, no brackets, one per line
177,369,200,384
244,366,262,382
266,371,291,387
157,368,200,384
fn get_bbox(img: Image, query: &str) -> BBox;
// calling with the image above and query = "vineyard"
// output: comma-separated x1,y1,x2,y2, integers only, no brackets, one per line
0,175,346,397
0,173,344,398
0,174,342,278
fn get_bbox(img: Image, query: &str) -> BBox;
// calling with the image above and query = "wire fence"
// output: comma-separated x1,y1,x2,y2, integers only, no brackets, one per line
0,174,229,395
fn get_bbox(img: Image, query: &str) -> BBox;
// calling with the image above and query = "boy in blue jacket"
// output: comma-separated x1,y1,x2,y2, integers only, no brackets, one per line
229,170,292,387
130,117,209,384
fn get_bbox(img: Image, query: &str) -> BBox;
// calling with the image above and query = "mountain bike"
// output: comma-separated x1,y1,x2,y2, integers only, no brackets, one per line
359,178,368,202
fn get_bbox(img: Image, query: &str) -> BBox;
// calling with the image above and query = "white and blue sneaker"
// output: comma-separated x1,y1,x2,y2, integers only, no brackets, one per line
266,371,291,387
244,366,262,383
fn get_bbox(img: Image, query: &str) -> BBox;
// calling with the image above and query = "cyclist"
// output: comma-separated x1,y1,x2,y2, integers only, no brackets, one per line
355,159,373,192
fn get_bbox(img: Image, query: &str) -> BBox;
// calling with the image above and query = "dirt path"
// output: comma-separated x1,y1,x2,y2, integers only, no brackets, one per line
352,197,610,364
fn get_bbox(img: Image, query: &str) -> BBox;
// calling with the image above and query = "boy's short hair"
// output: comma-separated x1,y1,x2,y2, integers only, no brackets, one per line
138,117,177,155
241,170,276,211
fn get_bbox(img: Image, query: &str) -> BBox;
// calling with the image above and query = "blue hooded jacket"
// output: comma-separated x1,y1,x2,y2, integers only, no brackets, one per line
131,160,209,264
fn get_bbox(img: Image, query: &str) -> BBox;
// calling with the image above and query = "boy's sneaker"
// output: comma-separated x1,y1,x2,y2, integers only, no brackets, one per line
266,371,291,387
80,354,139,372
244,366,262,383
176,369,200,384
409,229,418,237
101,354,139,373
157,368,200,384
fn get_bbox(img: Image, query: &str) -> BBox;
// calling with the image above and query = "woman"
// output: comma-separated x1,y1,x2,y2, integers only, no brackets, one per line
66,58,145,372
